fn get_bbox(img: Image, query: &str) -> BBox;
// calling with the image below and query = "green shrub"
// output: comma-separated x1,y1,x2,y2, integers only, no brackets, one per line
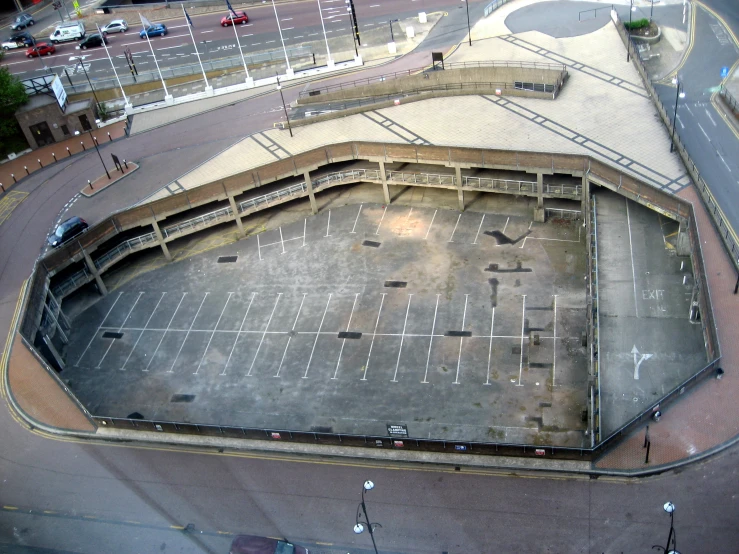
625,18,650,30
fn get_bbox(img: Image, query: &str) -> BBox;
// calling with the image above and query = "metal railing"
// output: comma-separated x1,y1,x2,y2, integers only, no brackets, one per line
387,170,455,186
312,168,381,189
238,182,307,213
718,84,739,116
590,196,601,444
162,206,233,239
545,207,581,220
94,233,157,270
484,0,512,17
52,267,90,299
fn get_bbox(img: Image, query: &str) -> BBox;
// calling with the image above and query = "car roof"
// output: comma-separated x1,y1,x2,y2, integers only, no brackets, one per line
59,216,83,227
109,19,125,24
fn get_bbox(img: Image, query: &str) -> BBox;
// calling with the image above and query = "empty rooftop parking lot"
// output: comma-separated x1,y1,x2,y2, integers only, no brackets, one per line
62,195,590,446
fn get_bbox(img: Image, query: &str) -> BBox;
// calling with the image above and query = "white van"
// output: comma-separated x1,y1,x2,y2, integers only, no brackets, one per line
49,21,85,44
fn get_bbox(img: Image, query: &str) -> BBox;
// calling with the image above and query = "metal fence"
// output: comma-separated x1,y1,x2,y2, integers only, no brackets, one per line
590,196,602,444
483,0,512,17
545,207,581,220
718,84,738,116
95,232,157,271
238,182,307,213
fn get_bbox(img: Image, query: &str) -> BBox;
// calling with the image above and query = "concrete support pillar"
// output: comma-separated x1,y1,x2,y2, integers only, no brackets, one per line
304,170,318,214
533,172,545,222
151,219,172,261
454,165,464,212
81,248,108,296
379,161,390,205
581,173,590,216
676,218,691,257
228,195,246,236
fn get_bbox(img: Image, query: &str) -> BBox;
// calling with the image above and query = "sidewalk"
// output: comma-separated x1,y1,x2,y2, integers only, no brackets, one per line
0,121,127,195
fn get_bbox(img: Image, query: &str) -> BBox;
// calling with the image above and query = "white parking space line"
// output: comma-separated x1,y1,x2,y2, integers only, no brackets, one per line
453,294,469,384
519,224,580,249
484,307,495,385
552,295,558,387
625,199,639,318
516,295,526,386
333,293,360,379
76,292,123,366
423,209,437,240
400,207,413,235
375,205,387,235
96,292,143,368
350,204,363,233
168,293,209,373
325,209,331,237
121,292,165,371
221,292,256,375
248,293,282,376
275,293,306,377
391,294,413,383
448,213,461,242
257,233,262,261
145,292,186,372
303,294,332,378
279,226,286,254
195,292,233,375
362,293,386,380
473,214,485,244
302,218,307,247
422,294,440,383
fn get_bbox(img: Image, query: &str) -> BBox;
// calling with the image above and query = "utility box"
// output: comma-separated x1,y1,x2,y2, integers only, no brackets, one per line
418,11,427,23
406,26,415,38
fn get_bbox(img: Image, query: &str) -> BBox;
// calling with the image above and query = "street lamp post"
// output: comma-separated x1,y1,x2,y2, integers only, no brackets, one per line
75,123,110,180
652,501,679,554
626,0,636,62
462,0,471,46
73,57,102,115
670,76,685,153
276,75,292,137
354,480,381,554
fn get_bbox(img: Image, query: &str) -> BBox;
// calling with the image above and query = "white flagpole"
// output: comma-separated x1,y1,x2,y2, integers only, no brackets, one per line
270,0,293,77
97,24,131,111
229,12,253,87
183,6,213,96
139,14,172,104
316,0,333,68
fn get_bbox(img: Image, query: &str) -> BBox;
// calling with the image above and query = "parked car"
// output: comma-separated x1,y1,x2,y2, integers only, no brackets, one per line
3,31,34,49
221,11,248,26
230,535,309,554
101,19,128,34
11,13,34,30
78,33,108,49
48,217,88,248
26,42,55,58
139,23,167,39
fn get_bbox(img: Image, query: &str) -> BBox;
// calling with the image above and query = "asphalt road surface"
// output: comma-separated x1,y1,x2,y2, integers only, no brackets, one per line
1,1,739,553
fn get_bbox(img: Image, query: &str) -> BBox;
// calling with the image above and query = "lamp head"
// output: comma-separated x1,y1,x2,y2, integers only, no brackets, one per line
663,502,675,514
354,523,365,534
363,480,374,491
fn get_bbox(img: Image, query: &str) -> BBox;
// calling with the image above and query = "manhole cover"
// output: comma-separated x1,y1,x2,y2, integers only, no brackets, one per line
338,331,362,339
102,332,123,339
171,394,195,403
445,330,472,337
362,240,381,248
384,281,407,288
217,256,238,263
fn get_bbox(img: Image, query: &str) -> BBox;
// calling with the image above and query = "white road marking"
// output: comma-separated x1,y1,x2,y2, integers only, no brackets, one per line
247,293,282,376
194,292,233,374
121,292,165,370
484,307,495,385
423,209,437,240
302,218,307,247
697,122,711,140
363,293,386,380
275,293,306,377
473,214,485,244
221,292,256,375
325,209,331,237
283,27,295,31
375,205,387,234
333,293,360,379
146,292,186,371
158,44,186,50
422,294,440,383
97,292,143,368
303,294,332,378
453,294,469,384
517,295,526,386
279,226,286,254
552,295,557,387
448,213,461,242
350,203,363,233
168,293,209,373
625,198,639,318
705,109,717,126
76,292,123,366
391,294,413,382
257,233,262,261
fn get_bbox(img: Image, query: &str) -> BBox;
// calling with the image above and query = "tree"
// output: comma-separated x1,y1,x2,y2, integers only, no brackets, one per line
0,62,29,157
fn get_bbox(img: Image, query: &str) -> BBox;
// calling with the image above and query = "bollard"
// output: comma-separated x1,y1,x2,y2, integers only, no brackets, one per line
644,440,651,464
52,153,57,162
108,132,112,142
717,367,724,380
0,183,4,193
80,141,85,151
643,424,649,447
38,158,42,168
88,179,93,191
67,147,71,157
11,174,16,183
24,166,29,175
93,136,98,145
123,159,129,169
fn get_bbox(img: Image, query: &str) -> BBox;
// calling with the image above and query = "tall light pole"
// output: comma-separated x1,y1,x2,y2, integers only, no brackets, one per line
354,480,381,554
271,0,293,77
670,76,685,153
462,0,471,46
276,75,292,137
97,24,130,111
626,0,636,62
72,57,102,114
652,501,679,554
316,0,334,67
75,123,110,180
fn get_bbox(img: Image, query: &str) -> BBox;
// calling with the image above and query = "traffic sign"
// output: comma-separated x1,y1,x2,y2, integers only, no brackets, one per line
721,66,729,79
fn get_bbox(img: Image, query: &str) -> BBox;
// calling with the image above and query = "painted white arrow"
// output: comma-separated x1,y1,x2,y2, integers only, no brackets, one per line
631,345,653,380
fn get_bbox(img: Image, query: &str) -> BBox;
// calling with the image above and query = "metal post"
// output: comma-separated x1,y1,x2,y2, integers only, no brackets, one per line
463,0,471,46
388,20,395,42
670,79,681,153
650,0,654,22
348,0,361,45
88,129,110,180
627,0,633,62
361,496,379,554
276,76,292,137
229,12,252,85
74,58,101,113
644,440,650,463
271,0,293,75
734,272,738,294
317,0,334,66
98,24,130,109
183,5,211,93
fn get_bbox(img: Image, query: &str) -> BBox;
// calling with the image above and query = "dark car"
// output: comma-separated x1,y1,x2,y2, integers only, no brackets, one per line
7,31,35,47
221,11,248,26
139,23,167,38
78,33,108,49
48,217,88,248
11,13,34,30
230,535,309,554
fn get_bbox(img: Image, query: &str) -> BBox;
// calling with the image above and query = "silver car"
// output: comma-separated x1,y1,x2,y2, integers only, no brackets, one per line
11,13,34,31
101,19,128,34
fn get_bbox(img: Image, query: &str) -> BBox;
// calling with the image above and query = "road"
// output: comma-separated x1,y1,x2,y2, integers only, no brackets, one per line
0,1,738,553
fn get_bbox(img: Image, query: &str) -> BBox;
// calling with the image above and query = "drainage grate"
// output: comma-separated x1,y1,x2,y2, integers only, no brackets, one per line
384,281,407,288
171,394,195,403
362,240,381,248
338,331,362,339
529,362,553,368
217,256,238,263
102,331,123,339
446,330,472,337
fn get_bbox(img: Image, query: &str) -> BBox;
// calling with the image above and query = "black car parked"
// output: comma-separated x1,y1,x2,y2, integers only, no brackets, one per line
48,217,88,248
78,33,108,49
9,31,35,46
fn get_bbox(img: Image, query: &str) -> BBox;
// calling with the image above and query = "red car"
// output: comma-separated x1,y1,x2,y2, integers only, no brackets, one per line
221,11,248,26
26,42,55,57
